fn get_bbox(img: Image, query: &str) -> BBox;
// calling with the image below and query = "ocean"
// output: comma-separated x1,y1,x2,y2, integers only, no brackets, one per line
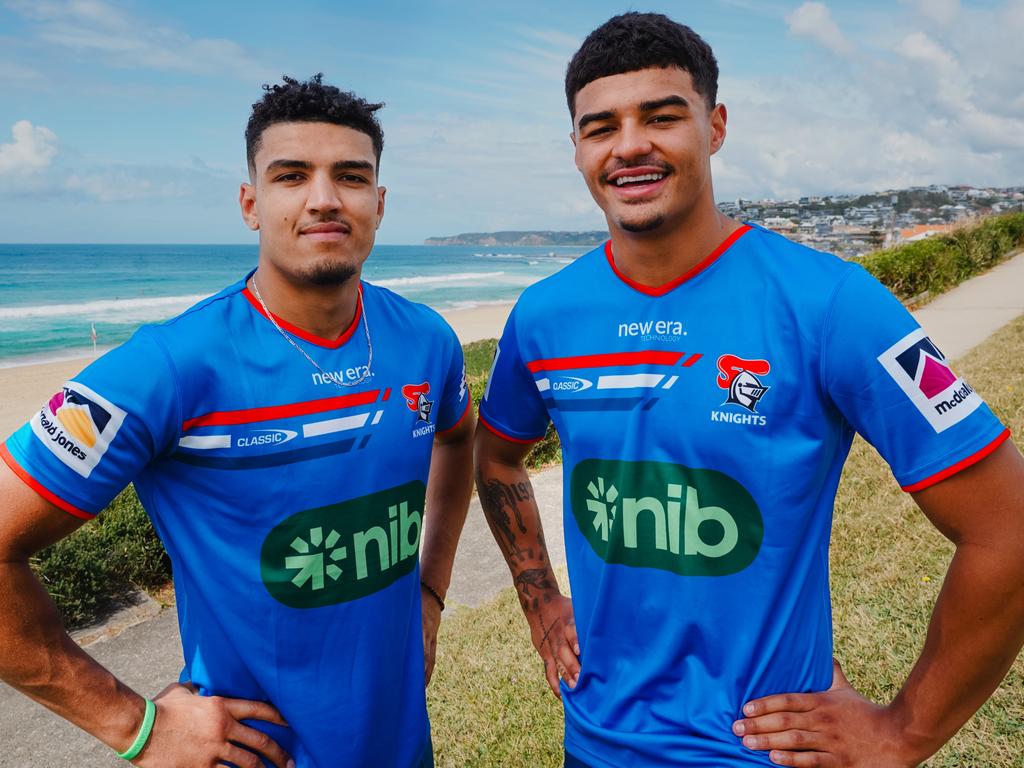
0,243,589,367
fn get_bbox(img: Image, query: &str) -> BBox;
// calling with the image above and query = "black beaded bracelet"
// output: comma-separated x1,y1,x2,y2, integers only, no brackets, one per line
420,581,445,611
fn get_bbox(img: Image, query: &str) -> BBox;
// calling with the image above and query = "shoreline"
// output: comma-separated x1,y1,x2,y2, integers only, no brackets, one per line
0,302,511,441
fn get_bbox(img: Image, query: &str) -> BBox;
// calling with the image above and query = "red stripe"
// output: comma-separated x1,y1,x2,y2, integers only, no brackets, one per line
901,428,1011,493
382,388,391,401
242,285,363,349
527,350,683,374
183,389,380,430
436,399,472,437
682,353,703,367
1,444,94,520
478,414,544,445
605,224,752,297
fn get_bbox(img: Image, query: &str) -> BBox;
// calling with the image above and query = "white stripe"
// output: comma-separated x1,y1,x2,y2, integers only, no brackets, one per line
597,373,665,390
371,409,383,425
535,378,551,392
178,435,231,450
303,412,370,438
662,375,679,389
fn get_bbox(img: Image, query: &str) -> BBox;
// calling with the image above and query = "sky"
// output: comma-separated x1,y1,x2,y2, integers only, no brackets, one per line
0,0,1021,244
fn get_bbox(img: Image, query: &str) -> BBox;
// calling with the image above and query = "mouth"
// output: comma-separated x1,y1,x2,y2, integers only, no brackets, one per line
300,221,352,241
605,165,670,199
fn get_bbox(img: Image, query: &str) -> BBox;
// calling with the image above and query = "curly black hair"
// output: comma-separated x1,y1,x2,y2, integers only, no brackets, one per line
245,74,384,171
565,13,719,119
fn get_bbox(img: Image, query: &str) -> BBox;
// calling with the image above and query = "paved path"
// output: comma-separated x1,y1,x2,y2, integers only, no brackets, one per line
2,250,1022,765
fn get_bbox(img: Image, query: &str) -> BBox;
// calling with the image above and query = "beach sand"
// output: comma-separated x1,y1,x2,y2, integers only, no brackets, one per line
0,302,511,441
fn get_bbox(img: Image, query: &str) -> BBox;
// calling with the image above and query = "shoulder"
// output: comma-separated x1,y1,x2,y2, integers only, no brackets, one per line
741,223,854,284
510,244,605,322
360,281,458,346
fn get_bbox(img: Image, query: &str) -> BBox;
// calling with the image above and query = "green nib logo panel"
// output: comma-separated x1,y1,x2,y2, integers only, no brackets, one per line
570,460,762,576
261,481,425,608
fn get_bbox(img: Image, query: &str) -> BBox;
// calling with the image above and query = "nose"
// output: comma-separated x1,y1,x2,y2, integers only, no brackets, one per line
612,119,653,162
306,171,342,215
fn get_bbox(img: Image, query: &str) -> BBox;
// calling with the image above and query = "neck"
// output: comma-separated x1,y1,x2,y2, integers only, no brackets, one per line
607,199,741,288
249,262,361,342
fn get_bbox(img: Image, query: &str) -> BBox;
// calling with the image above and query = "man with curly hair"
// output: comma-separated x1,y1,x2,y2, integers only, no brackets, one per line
0,75,474,767
476,12,1024,768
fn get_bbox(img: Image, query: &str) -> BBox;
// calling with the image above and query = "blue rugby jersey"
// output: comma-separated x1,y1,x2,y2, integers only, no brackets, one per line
3,274,470,768
479,223,1008,767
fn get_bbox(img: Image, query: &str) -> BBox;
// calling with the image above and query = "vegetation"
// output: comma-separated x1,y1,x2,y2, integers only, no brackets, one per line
430,315,1024,767
860,211,1024,301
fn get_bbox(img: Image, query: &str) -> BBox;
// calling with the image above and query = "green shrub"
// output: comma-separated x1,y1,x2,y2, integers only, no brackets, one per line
861,212,1024,300
31,486,171,628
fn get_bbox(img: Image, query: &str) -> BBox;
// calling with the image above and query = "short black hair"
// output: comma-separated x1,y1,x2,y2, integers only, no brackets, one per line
245,74,384,172
565,12,719,119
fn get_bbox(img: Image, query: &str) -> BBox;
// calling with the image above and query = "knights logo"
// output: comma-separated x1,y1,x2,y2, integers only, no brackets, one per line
401,382,434,423
717,354,771,412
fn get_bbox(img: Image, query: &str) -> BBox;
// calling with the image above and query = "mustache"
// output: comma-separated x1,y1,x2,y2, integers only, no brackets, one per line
299,215,353,233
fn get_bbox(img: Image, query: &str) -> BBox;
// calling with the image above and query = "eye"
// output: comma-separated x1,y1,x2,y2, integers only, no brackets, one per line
339,173,368,183
274,172,304,182
585,124,615,138
650,114,680,124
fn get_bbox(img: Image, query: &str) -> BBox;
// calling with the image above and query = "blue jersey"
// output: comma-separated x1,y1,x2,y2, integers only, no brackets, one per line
479,224,1007,767
3,274,470,768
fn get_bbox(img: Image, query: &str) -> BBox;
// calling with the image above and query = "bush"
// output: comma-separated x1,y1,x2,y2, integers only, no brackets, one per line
31,486,171,628
861,212,1024,300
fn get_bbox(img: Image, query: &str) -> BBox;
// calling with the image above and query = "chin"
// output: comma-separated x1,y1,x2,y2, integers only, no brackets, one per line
617,212,667,233
302,261,359,286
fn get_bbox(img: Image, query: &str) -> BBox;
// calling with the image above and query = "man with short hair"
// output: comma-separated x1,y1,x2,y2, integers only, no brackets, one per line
0,74,473,767
476,13,1024,767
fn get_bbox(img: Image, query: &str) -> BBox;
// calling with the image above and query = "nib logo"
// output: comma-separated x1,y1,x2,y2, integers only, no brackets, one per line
570,459,763,577
285,526,347,591
585,477,619,542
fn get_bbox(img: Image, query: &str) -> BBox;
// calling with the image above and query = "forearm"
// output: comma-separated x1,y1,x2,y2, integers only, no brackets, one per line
420,428,475,596
888,541,1024,761
0,561,145,752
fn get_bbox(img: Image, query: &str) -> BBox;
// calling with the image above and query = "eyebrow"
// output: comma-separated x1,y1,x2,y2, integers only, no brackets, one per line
263,159,375,174
576,95,691,132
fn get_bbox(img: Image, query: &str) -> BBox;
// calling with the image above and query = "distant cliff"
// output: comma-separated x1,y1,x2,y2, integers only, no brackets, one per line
424,230,608,246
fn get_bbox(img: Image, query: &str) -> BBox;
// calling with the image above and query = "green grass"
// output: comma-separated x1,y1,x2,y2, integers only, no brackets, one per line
428,315,1024,767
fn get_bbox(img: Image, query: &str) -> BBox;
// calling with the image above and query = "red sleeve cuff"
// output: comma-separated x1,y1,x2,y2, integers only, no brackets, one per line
1,443,95,520
901,428,1011,493
436,398,472,437
478,413,545,445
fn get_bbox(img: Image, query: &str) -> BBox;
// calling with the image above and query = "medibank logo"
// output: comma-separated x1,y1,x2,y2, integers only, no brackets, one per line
260,481,424,609
569,459,762,576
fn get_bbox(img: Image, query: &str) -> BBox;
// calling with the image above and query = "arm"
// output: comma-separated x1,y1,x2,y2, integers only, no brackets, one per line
474,425,580,697
735,440,1024,767
0,462,292,768
419,410,476,684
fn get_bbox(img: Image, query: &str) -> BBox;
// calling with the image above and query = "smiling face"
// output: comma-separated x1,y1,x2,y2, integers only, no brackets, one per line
240,121,386,287
572,66,726,236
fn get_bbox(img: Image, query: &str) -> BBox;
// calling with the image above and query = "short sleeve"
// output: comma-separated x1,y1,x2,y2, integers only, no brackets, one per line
822,265,1008,492
2,328,181,517
435,323,471,434
478,306,550,443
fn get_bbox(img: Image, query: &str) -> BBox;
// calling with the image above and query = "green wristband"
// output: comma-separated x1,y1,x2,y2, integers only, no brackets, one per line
117,698,156,761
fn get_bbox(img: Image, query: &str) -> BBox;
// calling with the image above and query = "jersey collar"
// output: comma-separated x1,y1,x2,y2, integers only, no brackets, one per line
242,279,363,349
605,223,752,297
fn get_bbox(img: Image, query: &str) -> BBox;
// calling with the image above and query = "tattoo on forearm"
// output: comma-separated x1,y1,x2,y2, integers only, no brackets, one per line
478,475,535,560
514,568,556,613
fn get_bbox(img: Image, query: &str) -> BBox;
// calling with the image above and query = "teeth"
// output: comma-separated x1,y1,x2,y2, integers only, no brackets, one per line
615,173,665,186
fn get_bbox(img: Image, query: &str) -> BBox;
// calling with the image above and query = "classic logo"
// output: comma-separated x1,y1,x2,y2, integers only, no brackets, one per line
570,459,763,576
550,376,593,393
261,481,425,609
30,382,126,478
401,381,433,423
717,354,771,412
236,429,298,448
878,328,982,432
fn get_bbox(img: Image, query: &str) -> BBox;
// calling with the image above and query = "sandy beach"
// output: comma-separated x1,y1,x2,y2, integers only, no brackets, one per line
0,302,511,441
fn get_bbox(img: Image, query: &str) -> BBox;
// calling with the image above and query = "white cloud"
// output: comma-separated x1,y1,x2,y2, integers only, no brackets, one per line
905,0,960,25
0,120,58,175
786,2,854,56
6,0,269,79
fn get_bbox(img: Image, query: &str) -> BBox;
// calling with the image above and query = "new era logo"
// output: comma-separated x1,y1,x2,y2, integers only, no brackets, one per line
878,329,981,433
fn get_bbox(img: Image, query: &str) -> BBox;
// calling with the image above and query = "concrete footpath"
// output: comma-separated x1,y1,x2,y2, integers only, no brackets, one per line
2,251,1022,766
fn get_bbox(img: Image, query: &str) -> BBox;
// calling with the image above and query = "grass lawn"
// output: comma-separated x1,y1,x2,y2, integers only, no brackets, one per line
428,315,1024,767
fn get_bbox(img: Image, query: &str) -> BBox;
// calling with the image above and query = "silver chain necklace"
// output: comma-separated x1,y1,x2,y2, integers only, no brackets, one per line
250,274,373,389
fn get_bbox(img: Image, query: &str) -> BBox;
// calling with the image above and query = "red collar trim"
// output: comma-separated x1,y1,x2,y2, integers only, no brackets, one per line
604,224,752,297
242,285,363,349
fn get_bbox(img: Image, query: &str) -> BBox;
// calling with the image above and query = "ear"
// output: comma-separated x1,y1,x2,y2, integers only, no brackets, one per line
239,183,259,231
709,103,728,156
570,130,582,172
376,186,387,229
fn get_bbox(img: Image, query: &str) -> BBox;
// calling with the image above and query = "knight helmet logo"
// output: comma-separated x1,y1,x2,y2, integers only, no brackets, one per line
717,354,771,412
401,382,433,423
